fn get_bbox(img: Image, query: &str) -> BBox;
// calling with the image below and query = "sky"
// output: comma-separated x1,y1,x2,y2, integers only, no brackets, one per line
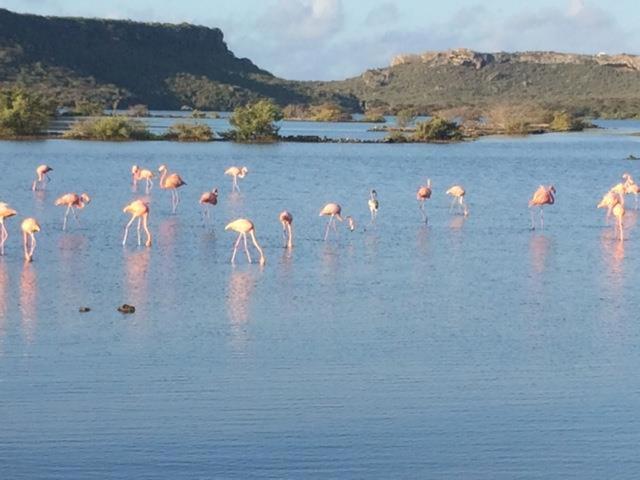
0,0,638,80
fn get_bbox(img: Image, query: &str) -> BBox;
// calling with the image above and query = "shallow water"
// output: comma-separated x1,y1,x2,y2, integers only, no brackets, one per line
1,125,640,479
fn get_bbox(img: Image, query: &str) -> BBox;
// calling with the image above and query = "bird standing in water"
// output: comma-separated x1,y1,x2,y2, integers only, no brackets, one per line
598,191,625,240
279,211,293,248
446,185,468,216
21,218,40,262
0,203,17,255
416,179,432,223
529,185,556,230
368,190,379,223
122,200,152,247
54,193,91,231
159,165,186,213
131,165,155,194
225,166,248,193
622,173,639,209
199,188,218,224
319,203,343,240
225,218,265,265
32,165,53,191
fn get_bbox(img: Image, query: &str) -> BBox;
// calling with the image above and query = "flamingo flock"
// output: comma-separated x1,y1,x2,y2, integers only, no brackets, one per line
0,163,636,264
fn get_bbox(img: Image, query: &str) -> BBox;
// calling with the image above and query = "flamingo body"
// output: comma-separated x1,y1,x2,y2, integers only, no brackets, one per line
225,166,248,192
225,218,265,264
279,210,293,248
159,165,186,213
123,199,152,247
21,217,40,262
0,202,17,255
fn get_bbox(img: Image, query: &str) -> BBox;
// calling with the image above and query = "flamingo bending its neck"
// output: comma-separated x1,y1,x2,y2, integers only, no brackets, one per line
55,192,91,231
446,185,468,216
0,203,17,255
132,165,155,193
416,179,432,223
279,210,293,248
224,166,248,192
32,165,53,191
529,185,556,230
225,218,265,265
319,203,343,240
21,218,40,262
199,188,218,224
123,199,152,247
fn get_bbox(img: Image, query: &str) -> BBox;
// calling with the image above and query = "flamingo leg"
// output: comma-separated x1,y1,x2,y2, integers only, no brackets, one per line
324,218,332,241
29,233,36,258
540,207,544,230
23,232,30,261
0,221,6,255
449,197,456,213
136,217,142,246
287,223,293,249
122,216,136,246
419,201,427,223
231,233,242,263
142,214,152,247
242,232,252,263
72,206,81,226
146,178,153,194
618,216,624,241
63,205,71,231
250,231,266,265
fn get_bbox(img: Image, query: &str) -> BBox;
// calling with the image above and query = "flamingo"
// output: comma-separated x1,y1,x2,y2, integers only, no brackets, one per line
368,190,379,223
446,185,468,216
319,203,343,240
622,173,639,209
225,166,248,192
346,216,356,232
529,185,556,230
199,188,218,223
0,203,17,255
31,164,53,191
54,192,91,230
597,190,621,223
158,164,186,213
132,165,155,193
21,218,40,262
122,199,152,247
225,218,265,265
279,210,293,248
416,179,432,223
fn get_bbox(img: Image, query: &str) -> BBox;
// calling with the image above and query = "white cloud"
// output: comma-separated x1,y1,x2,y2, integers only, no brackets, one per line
259,0,343,41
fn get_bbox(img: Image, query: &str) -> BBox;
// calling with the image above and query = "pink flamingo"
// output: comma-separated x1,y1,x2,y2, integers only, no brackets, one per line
159,164,186,213
622,173,639,209
199,188,218,223
225,166,248,192
54,192,91,230
529,185,556,230
132,165,155,193
279,210,293,248
0,203,17,255
597,190,621,223
225,218,265,265
21,218,40,262
319,203,343,240
123,200,152,247
31,164,53,191
368,190,379,223
416,179,432,223
446,185,468,216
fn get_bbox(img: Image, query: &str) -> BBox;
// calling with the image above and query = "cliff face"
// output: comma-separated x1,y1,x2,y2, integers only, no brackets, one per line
390,48,640,71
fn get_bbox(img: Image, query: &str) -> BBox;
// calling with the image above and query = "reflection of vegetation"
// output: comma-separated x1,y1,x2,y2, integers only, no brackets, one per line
229,99,283,142
413,117,462,141
0,88,53,137
63,116,154,140
165,122,213,141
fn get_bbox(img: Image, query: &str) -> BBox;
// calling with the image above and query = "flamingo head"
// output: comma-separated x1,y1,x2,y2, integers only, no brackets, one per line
240,167,248,176
623,172,631,180
549,185,556,194
131,165,139,174
370,189,377,198
212,188,218,195
158,164,167,173
80,193,91,204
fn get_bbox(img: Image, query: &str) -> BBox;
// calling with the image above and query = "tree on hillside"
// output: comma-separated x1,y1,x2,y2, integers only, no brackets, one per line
229,99,283,142
0,88,53,137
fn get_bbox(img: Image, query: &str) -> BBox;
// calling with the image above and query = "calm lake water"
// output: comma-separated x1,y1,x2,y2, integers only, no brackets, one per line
1,121,640,478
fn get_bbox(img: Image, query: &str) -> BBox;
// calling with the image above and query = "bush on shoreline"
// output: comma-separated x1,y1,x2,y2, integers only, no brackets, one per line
63,116,154,140
0,88,53,137
165,122,214,141
229,99,283,142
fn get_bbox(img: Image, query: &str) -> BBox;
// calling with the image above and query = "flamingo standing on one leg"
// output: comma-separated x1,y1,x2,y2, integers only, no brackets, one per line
368,190,379,223
416,179,432,223
132,165,155,193
0,203,17,255
31,165,53,191
122,199,152,247
319,203,343,240
225,218,266,265
446,185,469,216
21,218,40,262
224,166,248,192
279,210,293,248
199,188,218,224
54,192,91,231
529,185,556,230
158,165,186,213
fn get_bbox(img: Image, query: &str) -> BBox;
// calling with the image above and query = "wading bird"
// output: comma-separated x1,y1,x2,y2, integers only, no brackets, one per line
131,165,155,193
446,185,468,216
159,165,186,213
529,185,556,230
21,218,40,262
199,188,218,223
368,190,379,223
122,199,152,247
319,203,343,240
416,179,432,223
598,191,625,240
0,203,17,255
597,190,621,223
225,218,265,265
54,192,91,231
224,166,248,192
279,210,293,248
31,165,53,191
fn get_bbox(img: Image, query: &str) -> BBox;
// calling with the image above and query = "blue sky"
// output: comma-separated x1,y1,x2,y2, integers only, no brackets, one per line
1,0,637,80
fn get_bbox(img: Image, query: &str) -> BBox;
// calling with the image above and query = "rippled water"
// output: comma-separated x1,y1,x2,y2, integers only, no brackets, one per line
1,122,640,478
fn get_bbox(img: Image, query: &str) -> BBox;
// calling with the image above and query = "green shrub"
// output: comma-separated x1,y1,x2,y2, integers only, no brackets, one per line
413,117,462,141
73,100,105,116
395,108,416,128
165,122,213,141
362,111,386,123
385,131,409,143
229,99,283,142
0,88,53,137
308,103,351,122
549,111,586,132
63,116,154,140
191,109,206,118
